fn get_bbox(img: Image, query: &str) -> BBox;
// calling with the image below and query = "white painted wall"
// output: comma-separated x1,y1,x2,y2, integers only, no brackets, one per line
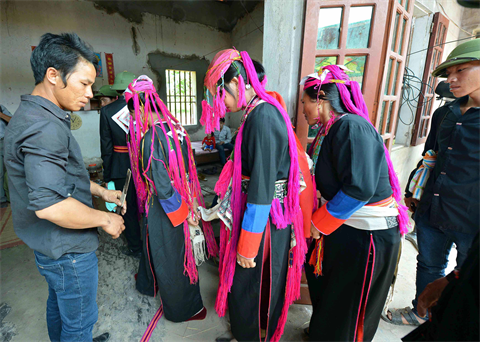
0,0,231,158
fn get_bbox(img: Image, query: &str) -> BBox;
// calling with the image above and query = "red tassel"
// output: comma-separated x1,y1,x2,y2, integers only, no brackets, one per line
308,236,324,277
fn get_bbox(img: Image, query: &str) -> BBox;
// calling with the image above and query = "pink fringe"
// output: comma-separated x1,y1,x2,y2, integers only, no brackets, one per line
214,160,234,198
210,51,306,342
237,74,247,108
269,198,288,229
260,75,268,88
320,65,411,235
183,221,198,283
127,78,218,286
201,100,214,134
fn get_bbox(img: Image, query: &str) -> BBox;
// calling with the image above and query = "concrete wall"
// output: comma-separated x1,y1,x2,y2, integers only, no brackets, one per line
231,2,264,62
147,52,210,142
392,0,479,192
263,0,306,121
0,0,234,158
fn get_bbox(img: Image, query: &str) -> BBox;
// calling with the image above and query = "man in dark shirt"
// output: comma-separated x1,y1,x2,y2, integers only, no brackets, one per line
386,38,480,326
100,71,142,258
4,33,125,342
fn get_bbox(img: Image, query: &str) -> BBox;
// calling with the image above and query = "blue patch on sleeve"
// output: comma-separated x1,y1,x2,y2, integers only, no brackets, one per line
326,190,366,220
242,203,272,233
158,189,182,214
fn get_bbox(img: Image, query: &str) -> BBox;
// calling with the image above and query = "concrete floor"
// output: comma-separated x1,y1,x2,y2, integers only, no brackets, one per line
0,164,457,342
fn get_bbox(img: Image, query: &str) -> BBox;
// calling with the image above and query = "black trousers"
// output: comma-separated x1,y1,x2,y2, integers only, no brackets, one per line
305,225,400,342
113,178,141,252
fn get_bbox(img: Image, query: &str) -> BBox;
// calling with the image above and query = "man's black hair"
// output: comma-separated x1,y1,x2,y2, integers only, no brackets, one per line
220,118,226,123
31,32,98,86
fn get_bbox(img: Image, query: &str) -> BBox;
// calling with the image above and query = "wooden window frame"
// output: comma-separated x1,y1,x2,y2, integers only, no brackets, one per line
410,12,449,146
296,0,390,149
373,0,414,150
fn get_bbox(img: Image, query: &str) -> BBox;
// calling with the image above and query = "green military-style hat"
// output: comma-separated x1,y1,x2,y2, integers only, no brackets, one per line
111,71,136,91
432,38,480,77
94,85,119,98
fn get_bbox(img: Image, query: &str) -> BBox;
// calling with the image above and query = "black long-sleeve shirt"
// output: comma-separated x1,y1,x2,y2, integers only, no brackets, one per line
406,96,480,235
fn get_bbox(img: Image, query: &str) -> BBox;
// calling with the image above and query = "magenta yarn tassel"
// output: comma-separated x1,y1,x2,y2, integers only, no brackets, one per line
269,198,288,229
321,65,411,235
260,75,268,88
237,74,247,108
201,100,214,134
215,125,247,317
214,160,234,198
182,221,198,283
214,52,306,341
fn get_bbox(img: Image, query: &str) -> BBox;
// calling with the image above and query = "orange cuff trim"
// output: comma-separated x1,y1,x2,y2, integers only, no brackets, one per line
114,145,129,153
237,229,262,259
311,204,346,235
166,199,189,227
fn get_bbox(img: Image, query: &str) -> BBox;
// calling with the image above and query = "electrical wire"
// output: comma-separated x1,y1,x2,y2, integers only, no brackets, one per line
407,36,473,57
398,66,438,126
438,3,476,38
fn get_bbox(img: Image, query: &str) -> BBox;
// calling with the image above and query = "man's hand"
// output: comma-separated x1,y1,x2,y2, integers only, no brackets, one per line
192,198,201,221
237,253,256,268
417,276,449,317
187,209,200,227
404,196,419,213
218,141,224,146
311,223,321,239
101,212,125,239
101,189,127,215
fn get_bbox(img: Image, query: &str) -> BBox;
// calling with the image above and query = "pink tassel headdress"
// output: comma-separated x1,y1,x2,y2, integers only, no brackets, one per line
203,49,307,342
301,65,411,235
126,76,218,285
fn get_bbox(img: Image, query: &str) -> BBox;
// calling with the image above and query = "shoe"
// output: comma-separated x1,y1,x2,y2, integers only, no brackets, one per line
405,231,418,252
186,307,207,321
93,332,110,342
121,246,142,259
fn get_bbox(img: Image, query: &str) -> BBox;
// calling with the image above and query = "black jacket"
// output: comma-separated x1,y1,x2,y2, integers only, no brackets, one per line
403,233,479,341
100,96,131,182
406,96,480,235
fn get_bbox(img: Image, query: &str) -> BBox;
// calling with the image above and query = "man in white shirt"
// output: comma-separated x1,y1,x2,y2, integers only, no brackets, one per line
214,118,233,165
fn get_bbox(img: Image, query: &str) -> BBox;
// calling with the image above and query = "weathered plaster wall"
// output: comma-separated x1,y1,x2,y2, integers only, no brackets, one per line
89,0,261,33
231,2,264,62
224,3,266,133
0,0,231,158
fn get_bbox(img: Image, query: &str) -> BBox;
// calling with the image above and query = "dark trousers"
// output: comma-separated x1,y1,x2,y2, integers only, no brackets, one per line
412,212,476,315
215,142,234,165
113,178,142,252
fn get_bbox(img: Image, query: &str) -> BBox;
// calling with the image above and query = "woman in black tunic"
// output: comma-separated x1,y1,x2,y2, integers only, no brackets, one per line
125,76,218,327
202,49,307,342
300,66,409,341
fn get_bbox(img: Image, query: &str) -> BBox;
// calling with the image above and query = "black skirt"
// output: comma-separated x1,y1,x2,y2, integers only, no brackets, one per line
305,224,400,342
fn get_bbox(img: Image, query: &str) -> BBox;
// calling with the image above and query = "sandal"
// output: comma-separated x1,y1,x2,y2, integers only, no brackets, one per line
382,307,425,326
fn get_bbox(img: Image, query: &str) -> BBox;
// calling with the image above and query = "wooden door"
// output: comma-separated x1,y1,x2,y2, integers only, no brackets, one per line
296,0,390,148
